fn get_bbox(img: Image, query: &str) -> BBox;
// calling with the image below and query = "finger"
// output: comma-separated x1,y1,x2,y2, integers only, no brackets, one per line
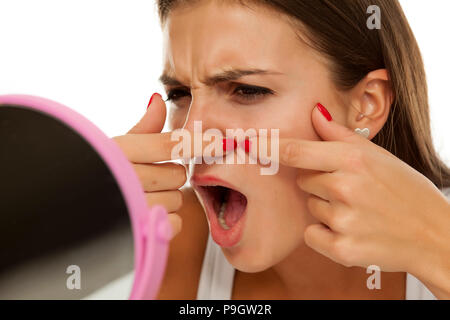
306,194,334,228
300,170,360,206
297,171,331,200
113,130,227,164
304,223,338,258
311,103,364,142
113,132,176,163
146,190,183,213
253,136,347,172
134,162,187,192
128,93,167,134
167,213,182,240
297,170,347,201
280,139,348,172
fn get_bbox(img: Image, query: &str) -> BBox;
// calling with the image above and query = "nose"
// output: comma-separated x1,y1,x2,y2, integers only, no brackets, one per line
182,92,226,134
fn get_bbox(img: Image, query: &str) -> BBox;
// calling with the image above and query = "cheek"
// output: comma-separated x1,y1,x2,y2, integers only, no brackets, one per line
229,168,312,272
249,166,312,238
168,105,188,130
277,99,319,140
244,95,320,141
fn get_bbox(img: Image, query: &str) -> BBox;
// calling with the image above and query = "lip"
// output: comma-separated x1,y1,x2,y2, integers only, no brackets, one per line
191,175,240,190
191,174,247,248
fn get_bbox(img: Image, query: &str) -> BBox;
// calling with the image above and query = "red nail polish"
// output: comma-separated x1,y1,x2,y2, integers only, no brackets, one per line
237,139,251,152
243,139,251,153
316,103,332,121
147,92,161,109
223,138,237,151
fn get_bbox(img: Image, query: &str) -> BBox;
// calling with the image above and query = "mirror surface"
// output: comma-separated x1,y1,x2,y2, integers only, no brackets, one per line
0,105,134,299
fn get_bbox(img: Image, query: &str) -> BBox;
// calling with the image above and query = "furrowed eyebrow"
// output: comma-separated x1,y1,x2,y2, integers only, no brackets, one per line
158,68,283,87
158,73,183,86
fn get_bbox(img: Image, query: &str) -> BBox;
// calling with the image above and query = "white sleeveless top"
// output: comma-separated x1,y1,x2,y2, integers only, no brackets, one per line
196,188,450,300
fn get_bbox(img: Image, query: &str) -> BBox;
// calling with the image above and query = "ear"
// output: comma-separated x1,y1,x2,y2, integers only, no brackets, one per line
345,69,393,140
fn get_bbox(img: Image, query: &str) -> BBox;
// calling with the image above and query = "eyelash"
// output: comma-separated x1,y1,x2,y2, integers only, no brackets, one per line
233,85,274,102
165,84,274,103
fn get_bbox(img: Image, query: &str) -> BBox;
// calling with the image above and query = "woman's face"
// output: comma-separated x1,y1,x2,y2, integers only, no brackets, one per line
162,1,345,272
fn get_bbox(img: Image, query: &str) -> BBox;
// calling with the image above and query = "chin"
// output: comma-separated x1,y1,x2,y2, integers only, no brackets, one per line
221,220,308,273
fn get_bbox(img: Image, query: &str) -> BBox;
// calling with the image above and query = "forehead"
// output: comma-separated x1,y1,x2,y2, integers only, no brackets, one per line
161,1,310,80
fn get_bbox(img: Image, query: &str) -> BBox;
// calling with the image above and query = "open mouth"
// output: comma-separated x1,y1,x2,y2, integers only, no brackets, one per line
200,186,247,230
191,175,248,247
199,185,248,230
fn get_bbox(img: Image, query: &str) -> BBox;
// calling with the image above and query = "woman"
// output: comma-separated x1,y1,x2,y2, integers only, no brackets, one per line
114,0,450,299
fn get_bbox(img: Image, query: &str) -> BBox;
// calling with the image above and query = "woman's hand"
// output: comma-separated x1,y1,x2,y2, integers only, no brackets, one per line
112,93,185,240
277,103,450,299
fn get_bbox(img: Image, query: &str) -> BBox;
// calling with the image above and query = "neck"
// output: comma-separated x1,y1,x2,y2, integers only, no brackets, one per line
269,243,406,299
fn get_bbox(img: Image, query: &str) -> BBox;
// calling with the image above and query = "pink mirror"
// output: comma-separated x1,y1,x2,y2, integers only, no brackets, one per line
0,94,170,300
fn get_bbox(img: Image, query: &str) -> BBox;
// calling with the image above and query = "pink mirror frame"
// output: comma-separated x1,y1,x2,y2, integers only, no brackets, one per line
0,94,170,300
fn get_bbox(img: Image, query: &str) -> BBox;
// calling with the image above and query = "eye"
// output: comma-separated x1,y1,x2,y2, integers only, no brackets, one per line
165,88,191,102
232,84,274,103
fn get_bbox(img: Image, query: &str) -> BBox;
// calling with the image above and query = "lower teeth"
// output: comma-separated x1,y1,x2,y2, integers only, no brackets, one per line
218,201,230,230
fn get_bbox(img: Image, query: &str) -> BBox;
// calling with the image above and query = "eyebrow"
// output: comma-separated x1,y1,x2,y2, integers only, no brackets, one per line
158,68,283,87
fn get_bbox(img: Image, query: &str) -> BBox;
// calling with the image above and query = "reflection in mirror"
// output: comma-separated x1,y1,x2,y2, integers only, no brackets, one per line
0,105,134,299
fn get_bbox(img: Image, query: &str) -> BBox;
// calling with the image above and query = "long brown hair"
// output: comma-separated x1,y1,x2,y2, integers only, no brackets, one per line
157,0,450,189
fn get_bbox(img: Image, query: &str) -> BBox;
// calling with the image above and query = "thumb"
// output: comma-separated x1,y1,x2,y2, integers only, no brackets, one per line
312,102,362,142
128,93,167,134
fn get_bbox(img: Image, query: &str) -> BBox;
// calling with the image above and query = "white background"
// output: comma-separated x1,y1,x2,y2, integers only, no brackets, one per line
0,0,448,164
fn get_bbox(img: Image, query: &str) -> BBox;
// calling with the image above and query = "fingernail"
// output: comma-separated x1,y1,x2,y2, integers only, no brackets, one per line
147,92,161,110
238,139,251,153
222,138,237,151
316,102,332,121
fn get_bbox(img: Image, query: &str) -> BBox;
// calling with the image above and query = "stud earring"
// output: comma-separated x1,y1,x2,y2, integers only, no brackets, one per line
354,127,370,139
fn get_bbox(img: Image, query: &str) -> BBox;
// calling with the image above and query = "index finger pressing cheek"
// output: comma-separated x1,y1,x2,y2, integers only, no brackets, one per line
254,137,347,173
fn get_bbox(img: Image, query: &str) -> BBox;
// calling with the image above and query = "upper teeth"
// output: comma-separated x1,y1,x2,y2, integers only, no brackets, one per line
218,201,230,230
